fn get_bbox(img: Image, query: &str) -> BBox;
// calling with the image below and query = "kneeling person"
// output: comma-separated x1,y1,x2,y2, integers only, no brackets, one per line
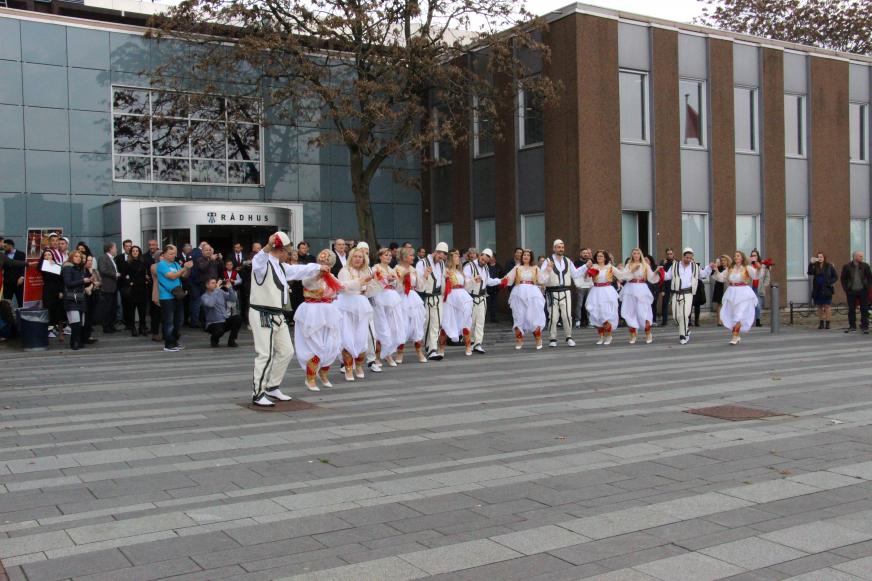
201,277,242,347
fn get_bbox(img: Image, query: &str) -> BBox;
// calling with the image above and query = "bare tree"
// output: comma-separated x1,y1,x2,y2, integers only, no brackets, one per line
147,0,557,250
696,0,871,56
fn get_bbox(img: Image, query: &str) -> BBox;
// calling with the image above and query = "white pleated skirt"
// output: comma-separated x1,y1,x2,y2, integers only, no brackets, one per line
508,283,546,335
441,290,473,341
294,302,343,369
336,293,373,357
586,285,620,329
619,282,654,330
401,291,425,343
719,285,758,332
373,289,407,356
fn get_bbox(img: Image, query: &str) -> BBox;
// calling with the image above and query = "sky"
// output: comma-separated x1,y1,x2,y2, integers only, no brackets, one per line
527,0,705,23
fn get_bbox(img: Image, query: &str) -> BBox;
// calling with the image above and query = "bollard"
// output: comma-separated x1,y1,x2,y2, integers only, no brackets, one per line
770,284,780,334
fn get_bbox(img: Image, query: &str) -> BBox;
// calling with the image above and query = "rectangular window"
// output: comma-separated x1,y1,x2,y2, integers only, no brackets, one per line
736,215,760,255
435,223,453,249
475,218,496,254
679,79,706,148
784,94,806,157
111,86,263,186
786,216,807,278
520,213,545,261
473,95,494,157
850,219,870,258
734,87,758,153
622,211,639,265
681,212,709,263
850,102,869,162
620,70,649,143
519,86,544,148
432,108,453,163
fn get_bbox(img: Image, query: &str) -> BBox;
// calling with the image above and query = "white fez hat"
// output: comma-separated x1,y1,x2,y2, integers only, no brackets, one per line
272,231,291,248
553,239,564,247
682,247,694,255
356,241,370,252
481,248,494,258
435,242,449,253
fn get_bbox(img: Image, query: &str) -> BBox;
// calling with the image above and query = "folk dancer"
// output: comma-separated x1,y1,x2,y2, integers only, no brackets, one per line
249,232,323,407
337,247,374,381
416,242,448,360
584,250,622,345
439,249,474,356
463,248,502,354
618,248,663,344
295,249,344,390
395,246,427,363
502,249,548,349
541,239,585,347
663,247,713,345
370,248,407,371
710,251,758,344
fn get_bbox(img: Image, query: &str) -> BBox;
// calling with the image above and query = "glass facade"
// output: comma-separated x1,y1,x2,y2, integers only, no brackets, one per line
475,218,496,253
786,216,807,278
850,219,869,258
785,94,806,157
435,222,453,249
682,213,708,262
521,213,545,261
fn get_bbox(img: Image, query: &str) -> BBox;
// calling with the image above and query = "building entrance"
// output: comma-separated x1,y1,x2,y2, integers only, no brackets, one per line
196,225,275,258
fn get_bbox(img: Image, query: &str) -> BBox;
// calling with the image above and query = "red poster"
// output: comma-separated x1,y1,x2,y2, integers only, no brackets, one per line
22,227,63,309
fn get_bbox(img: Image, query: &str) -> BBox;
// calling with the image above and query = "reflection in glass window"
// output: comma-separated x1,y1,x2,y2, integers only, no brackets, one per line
152,120,190,158
786,216,807,277
681,213,708,262
113,88,149,115
679,79,706,148
736,215,759,255
435,223,454,249
734,87,758,153
228,161,260,184
850,219,870,258
152,91,188,119
473,96,494,157
114,156,150,181
191,122,225,159
113,116,150,156
850,103,869,162
620,71,648,142
153,158,189,182
191,159,226,183
519,86,544,147
475,218,496,253
785,94,806,157
227,123,260,161
521,213,545,260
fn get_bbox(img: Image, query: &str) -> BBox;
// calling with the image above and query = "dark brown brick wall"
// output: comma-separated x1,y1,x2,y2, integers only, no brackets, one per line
709,38,736,259
494,68,518,259
761,48,786,290
651,28,682,258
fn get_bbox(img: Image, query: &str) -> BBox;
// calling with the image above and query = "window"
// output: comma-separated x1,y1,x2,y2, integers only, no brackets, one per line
620,70,649,143
786,216,807,278
784,94,806,158
679,79,706,148
681,213,709,263
621,211,650,262
111,86,262,185
473,95,494,157
736,215,760,255
475,218,496,254
734,87,759,153
519,85,544,148
850,102,869,162
435,223,454,249
432,108,453,162
850,219,870,258
521,213,545,260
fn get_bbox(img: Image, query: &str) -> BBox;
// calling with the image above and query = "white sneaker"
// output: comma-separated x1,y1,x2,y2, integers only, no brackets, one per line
371,362,383,373
566,338,576,347
548,340,557,348
252,395,275,407
163,346,181,352
679,336,688,345
63,327,71,335
427,351,442,360
574,321,581,328
48,329,57,338
473,344,486,354
265,387,292,401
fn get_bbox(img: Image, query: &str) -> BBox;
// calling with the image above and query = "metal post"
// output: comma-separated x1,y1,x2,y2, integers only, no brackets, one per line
770,284,780,334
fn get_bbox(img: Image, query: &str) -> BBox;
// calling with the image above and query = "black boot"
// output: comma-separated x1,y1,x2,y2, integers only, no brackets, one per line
818,320,825,329
131,326,139,337
70,323,82,351
825,321,831,329
755,319,762,327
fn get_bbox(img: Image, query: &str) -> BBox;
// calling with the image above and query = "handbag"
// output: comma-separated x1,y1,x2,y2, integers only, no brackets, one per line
158,267,187,300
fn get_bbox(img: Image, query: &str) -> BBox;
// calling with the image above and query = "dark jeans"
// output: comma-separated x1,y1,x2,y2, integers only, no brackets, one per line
189,284,203,327
847,290,870,330
207,314,241,345
659,290,671,325
132,300,147,330
101,291,117,331
122,292,134,328
160,298,184,348
149,301,161,336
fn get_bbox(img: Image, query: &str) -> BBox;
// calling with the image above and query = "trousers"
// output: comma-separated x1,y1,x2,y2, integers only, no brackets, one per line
423,295,443,352
250,309,293,398
574,287,590,326
470,295,487,345
671,290,694,338
547,290,573,340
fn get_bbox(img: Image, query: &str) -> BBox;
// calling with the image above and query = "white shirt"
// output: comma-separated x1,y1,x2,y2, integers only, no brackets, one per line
463,260,501,295
415,254,445,292
664,261,712,289
336,252,347,268
107,252,118,275
251,250,320,297
540,254,585,283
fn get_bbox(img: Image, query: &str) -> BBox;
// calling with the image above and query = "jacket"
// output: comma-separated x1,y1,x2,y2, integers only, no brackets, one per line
807,261,838,300
840,261,872,294
97,253,119,293
62,263,88,312
201,287,237,327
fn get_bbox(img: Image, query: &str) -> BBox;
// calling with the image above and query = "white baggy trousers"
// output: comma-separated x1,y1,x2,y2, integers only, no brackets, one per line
671,289,694,339
250,309,293,398
547,290,573,340
471,295,487,345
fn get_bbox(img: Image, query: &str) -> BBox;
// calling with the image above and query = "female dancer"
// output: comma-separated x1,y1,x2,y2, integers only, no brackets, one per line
371,248,407,370
295,249,344,390
619,248,661,344
394,246,427,363
337,248,373,381
439,249,473,356
807,252,838,329
502,249,547,349
586,250,624,345
710,251,758,344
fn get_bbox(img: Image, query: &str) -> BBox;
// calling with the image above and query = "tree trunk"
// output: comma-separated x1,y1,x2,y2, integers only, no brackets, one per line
350,151,379,253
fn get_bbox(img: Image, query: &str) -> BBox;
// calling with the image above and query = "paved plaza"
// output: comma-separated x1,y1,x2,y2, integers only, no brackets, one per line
2,323,872,580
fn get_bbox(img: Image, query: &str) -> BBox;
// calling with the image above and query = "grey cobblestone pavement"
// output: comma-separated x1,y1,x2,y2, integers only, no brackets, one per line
2,322,872,580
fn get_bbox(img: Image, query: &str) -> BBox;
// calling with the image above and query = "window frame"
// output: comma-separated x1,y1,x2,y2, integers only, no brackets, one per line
850,218,871,259
786,215,808,280
474,218,496,253
518,86,544,150
734,86,759,154
681,212,710,264
679,78,708,150
850,102,869,164
784,93,807,159
472,95,494,159
619,69,650,145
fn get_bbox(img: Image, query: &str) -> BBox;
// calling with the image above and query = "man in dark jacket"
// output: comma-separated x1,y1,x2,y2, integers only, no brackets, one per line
841,251,872,333
2,239,26,307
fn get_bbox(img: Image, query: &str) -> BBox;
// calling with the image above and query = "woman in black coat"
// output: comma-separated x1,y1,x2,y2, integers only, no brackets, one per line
38,249,65,340
124,246,150,336
808,252,838,329
62,251,91,350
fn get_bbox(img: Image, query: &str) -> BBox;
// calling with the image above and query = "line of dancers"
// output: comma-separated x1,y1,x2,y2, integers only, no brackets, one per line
248,233,768,407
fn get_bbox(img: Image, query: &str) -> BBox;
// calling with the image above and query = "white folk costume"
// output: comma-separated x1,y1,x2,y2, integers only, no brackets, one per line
249,244,321,406
585,263,622,345
503,265,546,348
395,263,427,363
618,262,662,343
711,264,758,342
371,263,407,367
664,258,712,344
463,257,501,352
440,268,473,356
294,270,344,389
337,265,374,380
541,252,585,346
416,251,445,358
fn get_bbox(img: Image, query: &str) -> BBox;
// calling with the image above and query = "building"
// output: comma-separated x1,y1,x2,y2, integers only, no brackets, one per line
425,3,872,302
0,1,423,256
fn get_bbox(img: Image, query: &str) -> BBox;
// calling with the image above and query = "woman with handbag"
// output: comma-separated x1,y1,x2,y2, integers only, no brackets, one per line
808,252,838,329
83,255,100,344
62,251,92,350
156,245,193,352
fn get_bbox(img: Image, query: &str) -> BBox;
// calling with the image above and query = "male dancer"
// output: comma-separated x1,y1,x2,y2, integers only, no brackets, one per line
463,248,501,354
249,232,324,407
541,239,585,347
416,242,447,359
663,247,712,345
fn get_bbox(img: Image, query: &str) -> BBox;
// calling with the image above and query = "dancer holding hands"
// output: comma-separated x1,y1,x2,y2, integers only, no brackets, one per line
710,251,759,344
439,249,474,357
502,249,548,350
370,248,406,371
619,248,662,344
295,249,344,391
337,247,373,382
395,246,427,363
585,250,623,345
